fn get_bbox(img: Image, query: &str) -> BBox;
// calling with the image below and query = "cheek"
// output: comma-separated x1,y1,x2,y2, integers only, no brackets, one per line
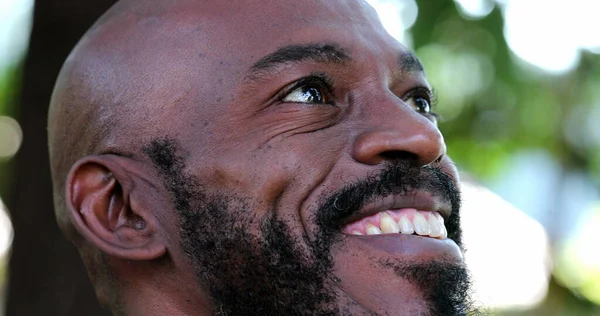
184,117,351,226
260,106,342,137
186,140,333,217
438,156,460,184
253,137,344,213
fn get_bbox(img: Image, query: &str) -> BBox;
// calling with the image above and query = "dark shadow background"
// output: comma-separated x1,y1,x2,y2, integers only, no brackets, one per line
5,1,115,315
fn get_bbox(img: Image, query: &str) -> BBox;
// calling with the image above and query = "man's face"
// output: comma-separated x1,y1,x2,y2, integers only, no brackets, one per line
135,0,470,314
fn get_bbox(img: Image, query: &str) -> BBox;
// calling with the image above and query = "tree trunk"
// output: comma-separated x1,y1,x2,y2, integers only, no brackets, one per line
6,1,116,315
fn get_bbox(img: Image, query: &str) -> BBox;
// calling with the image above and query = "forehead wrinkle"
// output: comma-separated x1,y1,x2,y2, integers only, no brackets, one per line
244,43,351,82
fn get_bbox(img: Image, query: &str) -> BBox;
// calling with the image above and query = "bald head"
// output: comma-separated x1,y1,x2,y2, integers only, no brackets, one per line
48,0,384,235
49,0,190,211
49,0,471,315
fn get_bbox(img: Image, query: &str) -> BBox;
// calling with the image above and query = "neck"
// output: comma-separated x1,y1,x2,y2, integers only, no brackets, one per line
119,280,212,316
109,261,212,316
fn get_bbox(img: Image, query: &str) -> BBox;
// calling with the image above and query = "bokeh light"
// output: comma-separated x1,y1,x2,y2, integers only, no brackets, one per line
501,0,600,74
366,0,418,46
0,116,22,159
0,0,33,69
555,204,600,305
454,0,495,19
461,180,551,309
418,44,494,120
0,199,13,258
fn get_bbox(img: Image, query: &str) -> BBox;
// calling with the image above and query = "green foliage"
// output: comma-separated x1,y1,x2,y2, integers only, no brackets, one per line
0,65,21,116
412,1,600,314
0,64,23,202
413,1,600,183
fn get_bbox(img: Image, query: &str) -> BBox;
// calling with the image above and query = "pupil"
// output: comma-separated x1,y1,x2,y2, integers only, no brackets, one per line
416,98,429,112
303,87,321,103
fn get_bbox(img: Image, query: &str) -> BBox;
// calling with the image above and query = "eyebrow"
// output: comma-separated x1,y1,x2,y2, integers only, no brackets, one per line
244,42,425,82
245,43,351,81
398,51,424,73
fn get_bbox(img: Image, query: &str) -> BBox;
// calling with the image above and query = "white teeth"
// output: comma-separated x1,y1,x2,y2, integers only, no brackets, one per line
428,215,442,238
380,213,400,234
434,212,445,225
413,213,430,236
434,213,448,239
345,211,447,239
366,224,382,235
398,216,414,235
440,225,448,239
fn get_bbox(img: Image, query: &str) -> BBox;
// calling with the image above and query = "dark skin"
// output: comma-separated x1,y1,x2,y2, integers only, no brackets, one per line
48,0,468,315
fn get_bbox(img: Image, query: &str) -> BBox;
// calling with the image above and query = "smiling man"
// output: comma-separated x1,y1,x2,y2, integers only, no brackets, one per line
48,0,474,315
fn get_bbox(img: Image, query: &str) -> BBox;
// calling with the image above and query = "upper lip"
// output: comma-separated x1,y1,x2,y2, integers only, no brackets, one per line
342,190,452,226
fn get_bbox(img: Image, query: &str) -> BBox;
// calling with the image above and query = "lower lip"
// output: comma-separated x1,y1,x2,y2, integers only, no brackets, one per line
344,234,463,260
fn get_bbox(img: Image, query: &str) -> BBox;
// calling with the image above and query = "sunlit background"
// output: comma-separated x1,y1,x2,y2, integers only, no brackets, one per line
0,0,599,315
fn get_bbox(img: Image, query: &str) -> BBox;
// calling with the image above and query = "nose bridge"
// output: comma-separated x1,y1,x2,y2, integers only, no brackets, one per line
351,94,446,167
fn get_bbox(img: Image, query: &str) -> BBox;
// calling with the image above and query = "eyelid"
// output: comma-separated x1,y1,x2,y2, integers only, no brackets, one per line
402,86,435,103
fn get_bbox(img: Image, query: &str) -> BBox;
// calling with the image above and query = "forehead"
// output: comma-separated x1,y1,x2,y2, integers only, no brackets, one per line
90,0,415,141
148,0,404,65
173,0,383,34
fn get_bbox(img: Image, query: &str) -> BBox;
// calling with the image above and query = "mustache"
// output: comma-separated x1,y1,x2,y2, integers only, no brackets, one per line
314,163,463,246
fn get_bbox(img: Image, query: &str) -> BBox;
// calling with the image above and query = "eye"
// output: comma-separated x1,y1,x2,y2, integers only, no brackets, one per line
405,95,431,114
283,85,328,104
402,87,438,121
281,75,334,105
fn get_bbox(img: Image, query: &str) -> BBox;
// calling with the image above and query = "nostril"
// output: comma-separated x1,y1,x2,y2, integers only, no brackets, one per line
379,151,419,164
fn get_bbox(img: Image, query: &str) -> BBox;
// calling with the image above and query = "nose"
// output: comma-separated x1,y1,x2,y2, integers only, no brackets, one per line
351,109,446,167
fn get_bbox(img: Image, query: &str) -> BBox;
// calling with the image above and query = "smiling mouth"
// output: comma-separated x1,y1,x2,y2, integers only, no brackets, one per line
342,209,447,239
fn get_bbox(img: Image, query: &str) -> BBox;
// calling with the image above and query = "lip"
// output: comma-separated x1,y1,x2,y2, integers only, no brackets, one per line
342,190,452,226
344,233,463,261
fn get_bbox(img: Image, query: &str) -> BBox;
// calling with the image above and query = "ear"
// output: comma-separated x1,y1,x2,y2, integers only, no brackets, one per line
66,155,167,260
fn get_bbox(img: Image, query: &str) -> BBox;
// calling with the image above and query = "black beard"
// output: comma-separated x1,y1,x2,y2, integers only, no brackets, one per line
144,138,473,316
379,259,475,315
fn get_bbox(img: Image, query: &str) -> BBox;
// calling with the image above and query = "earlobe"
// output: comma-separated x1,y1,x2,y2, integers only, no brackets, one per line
67,156,167,260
